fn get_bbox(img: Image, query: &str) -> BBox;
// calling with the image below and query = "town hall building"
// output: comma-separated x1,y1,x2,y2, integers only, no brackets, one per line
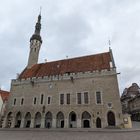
2,14,123,128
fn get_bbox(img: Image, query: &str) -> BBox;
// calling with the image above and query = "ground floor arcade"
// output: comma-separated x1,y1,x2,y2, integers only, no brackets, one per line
2,111,117,128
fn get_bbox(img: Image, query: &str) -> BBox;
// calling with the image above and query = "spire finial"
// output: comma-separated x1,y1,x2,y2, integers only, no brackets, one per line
37,7,42,23
30,12,42,43
108,39,111,48
40,6,42,15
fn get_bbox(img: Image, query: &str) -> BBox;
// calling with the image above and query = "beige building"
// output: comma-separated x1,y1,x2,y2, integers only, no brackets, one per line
2,14,123,129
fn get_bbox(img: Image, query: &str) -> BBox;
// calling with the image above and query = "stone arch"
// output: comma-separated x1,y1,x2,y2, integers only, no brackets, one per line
69,111,77,128
107,111,116,126
24,112,31,128
45,111,52,128
15,112,22,128
82,111,91,128
6,112,13,128
56,112,64,128
96,117,102,128
34,112,41,128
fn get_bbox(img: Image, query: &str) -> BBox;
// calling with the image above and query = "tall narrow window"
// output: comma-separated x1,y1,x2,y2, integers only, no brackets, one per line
84,92,89,104
67,93,70,104
34,97,37,105
77,93,81,104
48,97,51,105
21,98,24,105
60,94,64,105
13,98,16,105
96,91,102,104
41,94,44,104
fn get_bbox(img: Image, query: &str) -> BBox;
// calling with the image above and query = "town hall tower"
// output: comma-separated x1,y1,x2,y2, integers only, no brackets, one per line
27,14,42,68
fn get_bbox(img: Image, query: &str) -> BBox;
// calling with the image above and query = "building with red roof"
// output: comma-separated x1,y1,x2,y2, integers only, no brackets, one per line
2,14,123,129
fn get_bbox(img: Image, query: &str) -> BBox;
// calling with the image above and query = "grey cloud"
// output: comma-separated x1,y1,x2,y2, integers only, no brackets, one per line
0,0,140,94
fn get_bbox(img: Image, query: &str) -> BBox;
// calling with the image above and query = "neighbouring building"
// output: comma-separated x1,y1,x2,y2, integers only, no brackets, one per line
2,14,123,129
128,95,140,121
0,89,9,127
121,83,140,121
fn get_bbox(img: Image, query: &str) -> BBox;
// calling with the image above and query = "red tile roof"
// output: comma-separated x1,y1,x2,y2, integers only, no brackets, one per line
19,51,112,79
0,90,10,102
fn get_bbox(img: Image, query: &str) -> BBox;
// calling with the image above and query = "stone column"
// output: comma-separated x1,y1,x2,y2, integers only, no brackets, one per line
64,118,68,128
101,117,106,128
20,118,25,128
52,118,56,128
11,118,15,128
77,119,81,128
2,117,7,128
41,117,45,128
91,118,94,128
30,118,35,128
76,113,81,128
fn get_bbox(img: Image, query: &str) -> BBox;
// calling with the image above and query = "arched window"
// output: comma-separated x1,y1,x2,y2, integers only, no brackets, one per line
69,111,77,128
34,97,37,105
6,112,13,128
15,112,22,128
21,98,24,105
24,112,31,128
56,112,64,128
40,94,44,104
82,111,91,128
45,112,52,128
34,112,41,128
13,98,16,105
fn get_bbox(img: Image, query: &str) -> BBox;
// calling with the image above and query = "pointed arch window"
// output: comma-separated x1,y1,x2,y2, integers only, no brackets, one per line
41,94,44,105
34,97,37,105
13,98,16,105
21,98,24,105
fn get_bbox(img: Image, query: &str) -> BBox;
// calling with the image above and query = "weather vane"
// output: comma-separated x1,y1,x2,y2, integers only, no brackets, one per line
108,39,111,48
40,6,42,15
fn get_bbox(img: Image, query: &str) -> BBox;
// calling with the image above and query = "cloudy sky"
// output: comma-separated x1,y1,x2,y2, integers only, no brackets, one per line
0,0,140,94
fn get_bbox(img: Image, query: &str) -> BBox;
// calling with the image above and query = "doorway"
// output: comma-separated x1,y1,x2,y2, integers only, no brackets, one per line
96,117,101,128
83,120,90,128
107,111,116,126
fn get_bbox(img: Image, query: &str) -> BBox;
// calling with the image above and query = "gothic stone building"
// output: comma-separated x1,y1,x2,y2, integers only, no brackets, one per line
3,14,123,129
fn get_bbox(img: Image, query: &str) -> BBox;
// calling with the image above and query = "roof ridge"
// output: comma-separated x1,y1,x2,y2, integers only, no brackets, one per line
39,51,110,65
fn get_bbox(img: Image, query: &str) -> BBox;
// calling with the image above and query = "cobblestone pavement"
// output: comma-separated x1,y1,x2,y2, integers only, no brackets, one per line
0,129,140,140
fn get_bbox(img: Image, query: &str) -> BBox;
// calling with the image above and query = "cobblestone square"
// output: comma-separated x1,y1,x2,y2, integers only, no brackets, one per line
0,128,140,140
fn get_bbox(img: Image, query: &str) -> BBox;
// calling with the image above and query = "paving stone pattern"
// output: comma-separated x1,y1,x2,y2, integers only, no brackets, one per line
0,129,140,140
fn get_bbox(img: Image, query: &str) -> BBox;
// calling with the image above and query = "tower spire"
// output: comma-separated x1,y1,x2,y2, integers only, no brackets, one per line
27,13,43,68
30,13,42,43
